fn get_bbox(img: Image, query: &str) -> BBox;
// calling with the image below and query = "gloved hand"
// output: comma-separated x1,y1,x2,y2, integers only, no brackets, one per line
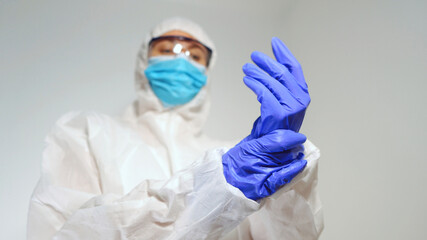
222,129,307,201
243,37,311,141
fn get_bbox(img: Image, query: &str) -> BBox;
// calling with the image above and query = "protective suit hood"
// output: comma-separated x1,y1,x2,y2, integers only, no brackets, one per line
125,17,217,136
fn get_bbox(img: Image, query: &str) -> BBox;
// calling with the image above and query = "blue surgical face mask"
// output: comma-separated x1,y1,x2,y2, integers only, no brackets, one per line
144,55,207,108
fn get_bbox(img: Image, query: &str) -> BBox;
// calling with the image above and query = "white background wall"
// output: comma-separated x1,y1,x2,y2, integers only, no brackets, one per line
1,0,426,239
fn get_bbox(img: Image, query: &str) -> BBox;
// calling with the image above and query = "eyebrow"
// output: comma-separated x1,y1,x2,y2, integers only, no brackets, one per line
186,42,206,52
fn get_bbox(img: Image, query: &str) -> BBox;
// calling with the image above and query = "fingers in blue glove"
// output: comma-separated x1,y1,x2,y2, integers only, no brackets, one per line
250,51,309,104
242,38,310,138
271,37,307,88
243,75,275,106
243,76,284,137
243,62,305,108
244,129,307,153
243,76,283,116
222,129,308,201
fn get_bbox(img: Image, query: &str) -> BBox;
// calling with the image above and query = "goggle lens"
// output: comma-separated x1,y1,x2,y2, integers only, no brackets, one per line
148,36,212,67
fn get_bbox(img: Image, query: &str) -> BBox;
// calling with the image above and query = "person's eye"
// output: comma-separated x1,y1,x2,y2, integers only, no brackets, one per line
192,55,201,61
161,49,172,53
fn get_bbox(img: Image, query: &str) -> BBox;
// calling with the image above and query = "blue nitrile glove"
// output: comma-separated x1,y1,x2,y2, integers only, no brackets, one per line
222,129,307,201
242,38,311,141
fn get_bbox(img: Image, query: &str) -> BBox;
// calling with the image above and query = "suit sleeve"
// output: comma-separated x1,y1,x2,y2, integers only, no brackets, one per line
226,140,324,240
27,112,259,240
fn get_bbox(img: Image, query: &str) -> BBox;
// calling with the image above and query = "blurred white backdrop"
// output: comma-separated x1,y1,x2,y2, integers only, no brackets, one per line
1,0,426,239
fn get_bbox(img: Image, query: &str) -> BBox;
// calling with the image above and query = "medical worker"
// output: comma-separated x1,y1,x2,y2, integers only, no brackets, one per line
27,17,323,239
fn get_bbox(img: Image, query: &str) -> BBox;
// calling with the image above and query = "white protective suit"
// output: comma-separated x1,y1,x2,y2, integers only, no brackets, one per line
27,17,324,240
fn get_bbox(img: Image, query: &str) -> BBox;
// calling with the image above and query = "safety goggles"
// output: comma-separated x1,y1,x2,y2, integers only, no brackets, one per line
148,35,213,67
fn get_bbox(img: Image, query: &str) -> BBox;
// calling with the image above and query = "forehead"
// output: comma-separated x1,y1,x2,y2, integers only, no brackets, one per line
160,30,197,40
